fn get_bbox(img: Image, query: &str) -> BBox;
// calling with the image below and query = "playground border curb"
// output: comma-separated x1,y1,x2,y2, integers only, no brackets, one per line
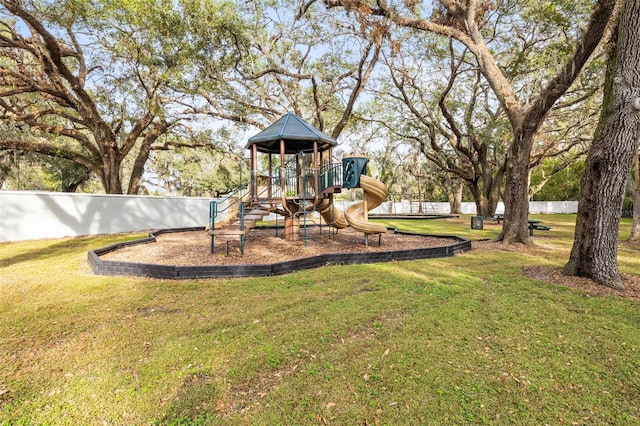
87,227,472,279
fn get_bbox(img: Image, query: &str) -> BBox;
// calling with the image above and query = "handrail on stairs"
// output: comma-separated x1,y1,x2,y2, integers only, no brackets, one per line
209,180,282,254
209,184,247,232
209,181,281,228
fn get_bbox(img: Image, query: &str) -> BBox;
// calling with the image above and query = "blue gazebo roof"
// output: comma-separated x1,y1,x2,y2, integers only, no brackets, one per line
246,112,337,154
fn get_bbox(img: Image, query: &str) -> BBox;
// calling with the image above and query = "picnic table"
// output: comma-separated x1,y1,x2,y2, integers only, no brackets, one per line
489,214,550,236
527,219,542,236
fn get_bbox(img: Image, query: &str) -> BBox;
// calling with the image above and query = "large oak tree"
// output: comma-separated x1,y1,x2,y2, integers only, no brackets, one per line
0,0,246,193
380,39,508,218
322,0,616,243
370,4,601,218
564,0,640,289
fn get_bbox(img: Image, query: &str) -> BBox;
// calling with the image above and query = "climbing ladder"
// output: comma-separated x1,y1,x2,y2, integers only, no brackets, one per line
292,163,316,247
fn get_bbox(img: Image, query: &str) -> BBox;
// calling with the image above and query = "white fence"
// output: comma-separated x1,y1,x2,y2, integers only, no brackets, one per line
365,200,579,216
0,190,579,242
0,191,220,242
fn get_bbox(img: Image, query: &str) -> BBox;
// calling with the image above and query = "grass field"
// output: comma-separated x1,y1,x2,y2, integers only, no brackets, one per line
1,214,638,425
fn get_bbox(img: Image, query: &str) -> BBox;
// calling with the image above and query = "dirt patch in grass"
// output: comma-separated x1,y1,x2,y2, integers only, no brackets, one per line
472,240,640,301
523,266,640,301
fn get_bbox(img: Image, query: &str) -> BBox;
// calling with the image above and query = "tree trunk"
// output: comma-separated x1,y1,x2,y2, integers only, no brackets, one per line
630,180,640,241
63,170,92,193
464,165,503,217
450,179,464,214
468,181,487,217
127,140,154,195
499,124,535,243
564,0,640,289
469,187,501,218
629,149,640,241
485,173,503,218
101,145,124,194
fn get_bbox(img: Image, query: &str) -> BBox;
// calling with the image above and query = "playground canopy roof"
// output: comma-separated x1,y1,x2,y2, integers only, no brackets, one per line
246,112,338,154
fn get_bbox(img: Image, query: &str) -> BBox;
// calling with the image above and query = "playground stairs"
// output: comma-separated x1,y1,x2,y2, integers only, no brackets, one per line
209,202,273,255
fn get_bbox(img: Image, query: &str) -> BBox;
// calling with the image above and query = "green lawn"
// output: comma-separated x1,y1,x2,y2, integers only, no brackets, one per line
1,215,638,425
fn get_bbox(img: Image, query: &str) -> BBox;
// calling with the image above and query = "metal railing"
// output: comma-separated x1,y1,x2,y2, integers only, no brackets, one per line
209,185,247,231
270,160,344,198
209,178,288,254
319,162,343,193
274,164,315,197
210,161,345,237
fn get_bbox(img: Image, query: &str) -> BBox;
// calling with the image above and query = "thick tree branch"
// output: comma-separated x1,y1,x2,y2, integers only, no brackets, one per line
0,0,100,118
0,137,97,172
524,0,617,129
331,38,382,139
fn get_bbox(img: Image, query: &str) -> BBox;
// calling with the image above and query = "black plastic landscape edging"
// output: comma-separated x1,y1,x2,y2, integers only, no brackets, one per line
87,227,472,279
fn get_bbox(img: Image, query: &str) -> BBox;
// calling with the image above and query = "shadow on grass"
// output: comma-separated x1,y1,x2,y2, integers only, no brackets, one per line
0,235,138,268
0,238,93,268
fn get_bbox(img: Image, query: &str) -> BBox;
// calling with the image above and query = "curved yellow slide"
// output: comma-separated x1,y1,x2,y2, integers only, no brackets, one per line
318,198,349,229
344,175,388,235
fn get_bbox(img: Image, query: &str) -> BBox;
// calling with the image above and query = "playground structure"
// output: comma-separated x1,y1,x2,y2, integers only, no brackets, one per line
209,112,388,253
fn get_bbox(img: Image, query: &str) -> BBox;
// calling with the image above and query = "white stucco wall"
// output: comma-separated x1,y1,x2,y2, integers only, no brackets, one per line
0,190,579,242
0,191,220,242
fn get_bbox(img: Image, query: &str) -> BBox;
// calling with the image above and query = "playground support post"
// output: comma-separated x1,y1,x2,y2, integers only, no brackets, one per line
251,143,258,200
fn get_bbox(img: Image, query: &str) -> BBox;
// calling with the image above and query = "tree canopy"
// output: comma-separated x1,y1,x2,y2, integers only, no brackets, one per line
319,0,615,243
0,0,249,193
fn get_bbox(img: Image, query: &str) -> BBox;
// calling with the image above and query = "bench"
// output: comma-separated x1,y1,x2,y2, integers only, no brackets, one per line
208,229,246,255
